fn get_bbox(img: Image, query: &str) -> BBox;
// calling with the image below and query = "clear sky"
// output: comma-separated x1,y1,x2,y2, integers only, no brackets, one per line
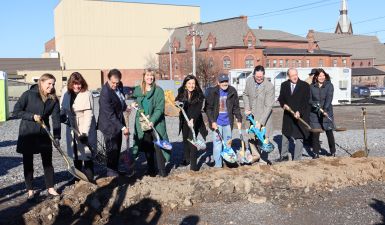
1,0,384,58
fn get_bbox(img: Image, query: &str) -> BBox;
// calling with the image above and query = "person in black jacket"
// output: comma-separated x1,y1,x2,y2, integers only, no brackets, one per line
98,69,129,177
13,73,61,200
278,68,310,161
206,74,242,168
175,75,207,171
309,68,336,158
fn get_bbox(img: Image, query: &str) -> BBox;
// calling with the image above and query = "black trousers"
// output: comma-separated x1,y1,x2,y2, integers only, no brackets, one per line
182,123,198,171
104,132,122,171
73,139,94,181
141,131,166,175
312,130,336,155
23,151,54,190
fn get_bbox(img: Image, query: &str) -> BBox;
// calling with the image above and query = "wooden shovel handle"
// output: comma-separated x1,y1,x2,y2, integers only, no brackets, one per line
284,105,312,130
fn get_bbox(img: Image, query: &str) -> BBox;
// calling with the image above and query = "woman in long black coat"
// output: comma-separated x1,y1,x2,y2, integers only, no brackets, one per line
309,68,336,158
13,73,61,200
175,75,207,171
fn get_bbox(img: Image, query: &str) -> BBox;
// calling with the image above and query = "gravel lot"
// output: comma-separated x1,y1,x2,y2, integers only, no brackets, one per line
1,99,385,224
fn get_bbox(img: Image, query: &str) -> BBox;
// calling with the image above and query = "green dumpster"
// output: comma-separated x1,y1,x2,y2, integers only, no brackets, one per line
0,71,9,122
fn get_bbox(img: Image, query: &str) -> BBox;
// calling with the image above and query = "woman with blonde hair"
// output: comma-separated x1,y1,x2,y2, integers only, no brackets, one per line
60,72,97,182
13,73,61,201
131,69,170,177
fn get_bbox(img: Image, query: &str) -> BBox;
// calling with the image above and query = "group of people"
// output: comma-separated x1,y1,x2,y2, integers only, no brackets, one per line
13,65,336,201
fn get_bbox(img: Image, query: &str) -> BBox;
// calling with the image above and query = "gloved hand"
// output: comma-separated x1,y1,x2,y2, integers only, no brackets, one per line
78,133,88,145
311,103,323,117
54,138,61,147
60,114,70,126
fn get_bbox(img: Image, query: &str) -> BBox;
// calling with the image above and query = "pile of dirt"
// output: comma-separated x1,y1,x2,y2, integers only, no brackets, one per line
23,157,385,224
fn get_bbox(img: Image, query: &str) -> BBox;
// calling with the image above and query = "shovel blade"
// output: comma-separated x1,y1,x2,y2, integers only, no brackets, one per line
351,150,367,158
68,167,89,182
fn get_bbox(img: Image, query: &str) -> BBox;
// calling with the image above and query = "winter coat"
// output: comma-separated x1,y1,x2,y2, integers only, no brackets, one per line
175,91,208,140
97,82,127,137
60,90,97,160
309,80,334,130
131,85,170,161
278,79,310,139
205,85,242,130
13,84,61,154
243,76,275,138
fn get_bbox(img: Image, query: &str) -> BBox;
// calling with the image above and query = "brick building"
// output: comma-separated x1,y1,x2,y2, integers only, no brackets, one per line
158,16,351,83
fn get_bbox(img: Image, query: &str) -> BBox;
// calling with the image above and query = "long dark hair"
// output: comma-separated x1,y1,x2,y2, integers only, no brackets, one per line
176,75,204,104
312,68,330,84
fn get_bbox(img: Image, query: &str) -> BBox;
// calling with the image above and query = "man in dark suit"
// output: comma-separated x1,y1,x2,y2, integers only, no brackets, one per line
98,69,129,176
278,68,310,161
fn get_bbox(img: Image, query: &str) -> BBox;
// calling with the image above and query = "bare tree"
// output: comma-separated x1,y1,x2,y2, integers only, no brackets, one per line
145,53,167,79
196,55,220,89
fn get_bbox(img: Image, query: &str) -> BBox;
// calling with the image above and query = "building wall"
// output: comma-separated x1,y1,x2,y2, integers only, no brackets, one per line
352,75,385,87
351,59,375,68
54,0,200,71
102,69,145,87
265,55,350,68
17,69,103,96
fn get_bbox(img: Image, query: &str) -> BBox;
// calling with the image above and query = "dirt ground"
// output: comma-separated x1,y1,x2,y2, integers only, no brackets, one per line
14,157,385,225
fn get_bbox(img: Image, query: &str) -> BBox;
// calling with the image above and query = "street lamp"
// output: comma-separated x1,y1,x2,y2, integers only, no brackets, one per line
187,24,203,77
163,27,174,80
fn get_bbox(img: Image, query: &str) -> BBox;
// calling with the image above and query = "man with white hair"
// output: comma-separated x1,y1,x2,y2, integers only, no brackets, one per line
277,68,310,161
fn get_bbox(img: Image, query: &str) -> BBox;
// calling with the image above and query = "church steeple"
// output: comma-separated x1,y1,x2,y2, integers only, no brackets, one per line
335,0,353,34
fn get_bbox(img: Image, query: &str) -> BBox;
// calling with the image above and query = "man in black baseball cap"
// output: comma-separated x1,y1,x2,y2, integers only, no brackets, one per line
306,68,318,84
205,73,242,168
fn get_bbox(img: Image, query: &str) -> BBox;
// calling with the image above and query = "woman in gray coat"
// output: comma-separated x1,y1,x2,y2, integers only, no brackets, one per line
309,68,336,158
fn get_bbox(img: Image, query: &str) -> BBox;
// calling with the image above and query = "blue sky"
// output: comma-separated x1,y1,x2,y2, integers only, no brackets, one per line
1,0,384,58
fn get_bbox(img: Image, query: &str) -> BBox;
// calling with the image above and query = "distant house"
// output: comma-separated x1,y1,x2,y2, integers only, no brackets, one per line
0,58,61,80
352,67,385,87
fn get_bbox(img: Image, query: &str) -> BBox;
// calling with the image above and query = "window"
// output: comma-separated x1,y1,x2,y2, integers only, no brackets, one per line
223,56,231,69
298,60,302,68
318,59,324,67
342,58,347,67
209,57,214,68
285,59,290,67
352,62,355,67
360,62,363,67
273,59,277,68
174,60,179,70
306,59,310,67
245,56,254,68
266,59,270,68
368,61,371,67
208,43,213,51
292,59,296,67
279,59,283,68
333,59,338,67
247,37,253,47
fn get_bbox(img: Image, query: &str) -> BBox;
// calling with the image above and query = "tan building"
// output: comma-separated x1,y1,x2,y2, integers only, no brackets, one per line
50,0,200,86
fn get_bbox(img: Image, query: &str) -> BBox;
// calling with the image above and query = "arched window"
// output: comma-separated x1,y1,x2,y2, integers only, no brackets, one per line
209,57,214,68
245,55,254,68
360,62,363,67
174,59,179,70
352,62,355,67
223,56,231,69
368,61,371,67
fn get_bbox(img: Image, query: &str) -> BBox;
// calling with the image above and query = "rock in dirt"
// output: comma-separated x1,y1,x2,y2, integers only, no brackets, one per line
247,195,267,204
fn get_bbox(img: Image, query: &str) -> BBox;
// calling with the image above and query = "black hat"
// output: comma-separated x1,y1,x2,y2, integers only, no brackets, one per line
309,68,318,75
218,74,229,82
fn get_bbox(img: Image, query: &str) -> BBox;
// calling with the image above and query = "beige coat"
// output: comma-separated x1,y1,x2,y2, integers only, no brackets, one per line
60,90,97,161
243,76,275,139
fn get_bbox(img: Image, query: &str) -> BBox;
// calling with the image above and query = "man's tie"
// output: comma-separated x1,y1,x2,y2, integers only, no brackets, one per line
291,83,295,94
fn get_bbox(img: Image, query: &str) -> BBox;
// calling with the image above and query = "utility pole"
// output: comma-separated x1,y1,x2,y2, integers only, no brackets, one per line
187,24,203,76
163,27,174,80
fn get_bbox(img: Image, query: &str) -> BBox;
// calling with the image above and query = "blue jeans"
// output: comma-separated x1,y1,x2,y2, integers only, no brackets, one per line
212,125,232,168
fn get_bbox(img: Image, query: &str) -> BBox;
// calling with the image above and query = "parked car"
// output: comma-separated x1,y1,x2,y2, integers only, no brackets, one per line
369,87,382,97
122,86,135,99
351,86,370,98
379,87,385,96
91,90,100,98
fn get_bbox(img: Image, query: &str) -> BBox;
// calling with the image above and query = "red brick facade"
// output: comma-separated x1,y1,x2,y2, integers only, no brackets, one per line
102,69,144,86
45,38,56,52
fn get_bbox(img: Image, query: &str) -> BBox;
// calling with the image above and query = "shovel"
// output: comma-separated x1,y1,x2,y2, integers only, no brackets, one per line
319,108,347,132
284,105,324,133
237,129,254,164
133,105,172,151
246,114,274,153
215,129,237,164
36,120,89,182
351,107,369,158
174,101,206,150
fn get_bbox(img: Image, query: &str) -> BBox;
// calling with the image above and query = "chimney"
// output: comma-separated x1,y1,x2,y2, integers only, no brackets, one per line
306,29,316,53
240,15,248,22
259,26,263,30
